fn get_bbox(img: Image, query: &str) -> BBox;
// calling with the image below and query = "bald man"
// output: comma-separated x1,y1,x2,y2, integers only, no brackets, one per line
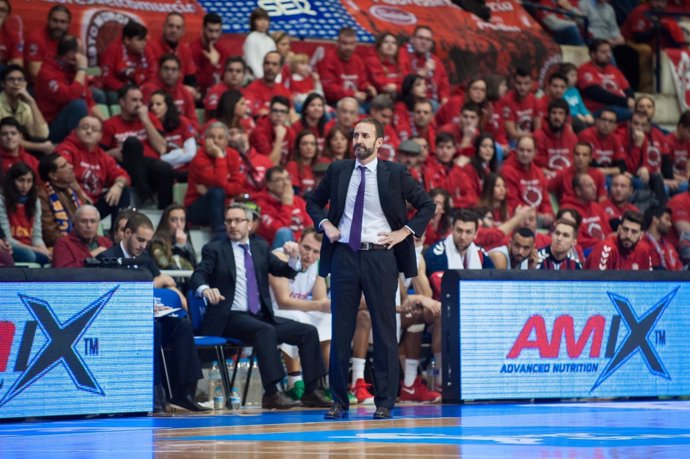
53,204,112,267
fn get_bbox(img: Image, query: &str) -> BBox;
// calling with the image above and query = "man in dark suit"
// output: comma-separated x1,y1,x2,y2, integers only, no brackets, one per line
190,204,331,410
98,212,207,412
306,118,435,419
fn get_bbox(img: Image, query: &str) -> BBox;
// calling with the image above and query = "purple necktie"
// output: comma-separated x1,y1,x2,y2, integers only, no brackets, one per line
349,165,367,252
240,243,261,314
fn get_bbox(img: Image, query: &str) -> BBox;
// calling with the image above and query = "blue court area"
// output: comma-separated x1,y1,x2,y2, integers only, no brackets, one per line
1,401,690,458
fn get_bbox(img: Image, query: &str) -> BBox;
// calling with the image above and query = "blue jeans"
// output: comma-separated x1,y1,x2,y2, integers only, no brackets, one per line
187,187,226,235
11,244,50,266
49,99,88,144
271,227,295,250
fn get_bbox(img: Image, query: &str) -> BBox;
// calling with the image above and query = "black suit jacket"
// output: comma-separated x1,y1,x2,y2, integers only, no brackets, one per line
305,159,435,278
189,237,298,336
97,243,161,278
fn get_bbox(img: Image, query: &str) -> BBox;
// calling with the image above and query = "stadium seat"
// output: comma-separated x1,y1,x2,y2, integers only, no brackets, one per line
196,108,205,126
173,183,187,206
109,104,121,116
96,104,110,119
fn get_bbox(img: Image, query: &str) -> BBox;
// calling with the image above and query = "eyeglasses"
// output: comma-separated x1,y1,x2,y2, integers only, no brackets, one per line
225,218,249,225
598,118,616,124
161,66,180,72
78,124,102,132
5,77,25,83
271,108,289,114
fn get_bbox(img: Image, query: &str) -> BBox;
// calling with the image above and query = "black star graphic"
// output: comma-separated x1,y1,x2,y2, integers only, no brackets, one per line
590,287,677,392
0,287,117,407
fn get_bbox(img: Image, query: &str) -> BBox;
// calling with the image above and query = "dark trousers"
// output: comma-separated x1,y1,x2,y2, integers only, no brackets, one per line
329,243,399,409
187,187,226,234
121,137,174,209
94,186,131,221
155,316,203,398
222,311,325,393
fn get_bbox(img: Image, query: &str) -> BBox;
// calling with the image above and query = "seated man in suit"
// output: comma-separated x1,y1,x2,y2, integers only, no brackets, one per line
190,203,331,410
98,212,207,412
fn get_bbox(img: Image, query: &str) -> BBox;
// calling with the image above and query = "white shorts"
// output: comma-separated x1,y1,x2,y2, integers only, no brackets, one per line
275,309,332,359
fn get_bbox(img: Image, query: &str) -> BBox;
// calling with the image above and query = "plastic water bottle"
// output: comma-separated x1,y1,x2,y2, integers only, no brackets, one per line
426,358,437,390
235,357,250,398
230,387,241,410
214,386,225,410
208,360,225,409
246,357,263,406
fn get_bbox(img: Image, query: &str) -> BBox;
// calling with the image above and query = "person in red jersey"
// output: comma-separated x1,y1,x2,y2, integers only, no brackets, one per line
229,126,273,196
245,51,292,118
208,89,255,137
666,110,690,193
601,173,639,227
477,173,513,226
423,132,476,208
25,5,71,83
501,67,541,144
185,122,243,236
436,78,489,132
536,73,569,128
399,25,450,107
501,135,554,227
52,204,112,267
577,39,634,120
142,54,199,131
325,97,360,139
189,13,233,100
560,173,612,250
148,13,197,94
100,84,172,209
100,21,156,105
249,95,294,166
0,0,23,67
284,53,323,112
293,93,328,155
616,111,670,207
644,206,682,270
203,57,247,119
366,32,404,98
320,124,351,164
423,188,452,246
317,26,375,106
548,141,606,203
56,116,130,220
254,165,311,247
286,130,318,195
578,108,627,176
35,35,96,144
464,133,500,199
439,102,480,160
585,210,652,270
393,74,428,141
369,94,400,162
0,117,38,175
534,98,578,179
149,90,197,180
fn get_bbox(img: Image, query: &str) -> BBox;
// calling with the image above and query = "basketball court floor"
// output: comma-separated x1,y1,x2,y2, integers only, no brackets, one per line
2,400,690,458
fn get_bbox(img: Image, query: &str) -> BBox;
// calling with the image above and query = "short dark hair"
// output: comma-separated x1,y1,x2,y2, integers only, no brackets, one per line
249,7,270,31
224,56,246,71
644,206,671,230
514,227,535,240
125,212,154,233
270,95,291,110
557,208,582,228
203,12,222,27
48,5,71,20
118,84,140,101
122,21,148,40
371,94,394,112
1,64,26,82
38,153,62,182
452,208,479,230
357,117,384,140
548,98,570,116
679,110,690,129
158,53,180,69
589,39,610,55
548,72,567,85
435,131,455,146
461,102,481,116
266,165,285,182
57,35,78,57
514,67,531,79
621,210,644,227
0,116,23,132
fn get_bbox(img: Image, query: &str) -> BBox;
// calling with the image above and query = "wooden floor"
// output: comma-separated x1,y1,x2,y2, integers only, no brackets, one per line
2,400,690,458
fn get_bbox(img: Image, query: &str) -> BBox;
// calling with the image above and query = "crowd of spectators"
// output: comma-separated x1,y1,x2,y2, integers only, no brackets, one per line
2,1,690,409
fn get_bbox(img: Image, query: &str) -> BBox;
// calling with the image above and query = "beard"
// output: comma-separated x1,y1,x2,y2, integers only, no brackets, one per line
354,144,375,161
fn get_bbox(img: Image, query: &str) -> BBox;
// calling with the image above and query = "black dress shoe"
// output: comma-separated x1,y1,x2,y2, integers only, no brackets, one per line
301,389,332,408
169,395,212,412
262,391,302,409
324,402,348,419
373,406,392,419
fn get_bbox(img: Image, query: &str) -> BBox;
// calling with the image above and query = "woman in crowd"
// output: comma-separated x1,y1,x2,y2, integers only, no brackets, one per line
319,125,350,163
367,32,404,97
286,131,319,195
149,90,197,182
424,188,452,247
292,93,328,154
465,133,499,198
211,89,255,135
394,74,428,139
150,204,196,292
272,30,293,83
478,172,512,225
0,163,50,264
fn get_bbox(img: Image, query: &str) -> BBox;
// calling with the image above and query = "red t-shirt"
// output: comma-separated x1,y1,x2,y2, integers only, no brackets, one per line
585,235,653,270
533,124,578,172
559,196,613,249
100,42,156,92
1,147,39,176
317,48,370,104
501,90,540,133
666,131,690,177
249,117,295,165
500,155,554,217
101,114,164,159
148,36,197,79
184,146,243,207
577,61,630,113
399,46,450,103
35,59,95,123
366,52,403,94
25,27,58,71
254,191,311,244
285,161,315,194
188,37,233,97
244,78,291,116
0,16,23,63
203,83,246,119
142,78,199,130
53,231,113,268
578,126,626,167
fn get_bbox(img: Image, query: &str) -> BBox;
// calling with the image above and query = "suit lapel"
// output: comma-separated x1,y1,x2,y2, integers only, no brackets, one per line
221,240,236,282
336,160,354,218
377,160,392,223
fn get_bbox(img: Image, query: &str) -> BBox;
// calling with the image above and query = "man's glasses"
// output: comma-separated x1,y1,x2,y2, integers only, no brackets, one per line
225,218,249,225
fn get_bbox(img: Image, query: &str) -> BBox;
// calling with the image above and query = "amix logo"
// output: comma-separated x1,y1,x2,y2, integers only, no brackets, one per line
505,287,677,392
0,287,116,407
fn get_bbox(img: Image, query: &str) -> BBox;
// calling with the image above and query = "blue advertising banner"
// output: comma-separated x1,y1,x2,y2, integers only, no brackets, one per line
441,271,690,402
0,280,153,418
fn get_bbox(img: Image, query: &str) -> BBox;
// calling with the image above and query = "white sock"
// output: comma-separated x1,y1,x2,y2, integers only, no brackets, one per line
404,359,419,387
351,358,366,386
434,353,443,387
288,373,303,388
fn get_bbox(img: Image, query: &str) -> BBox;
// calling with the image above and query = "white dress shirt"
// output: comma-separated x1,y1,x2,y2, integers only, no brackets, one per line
339,158,391,245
